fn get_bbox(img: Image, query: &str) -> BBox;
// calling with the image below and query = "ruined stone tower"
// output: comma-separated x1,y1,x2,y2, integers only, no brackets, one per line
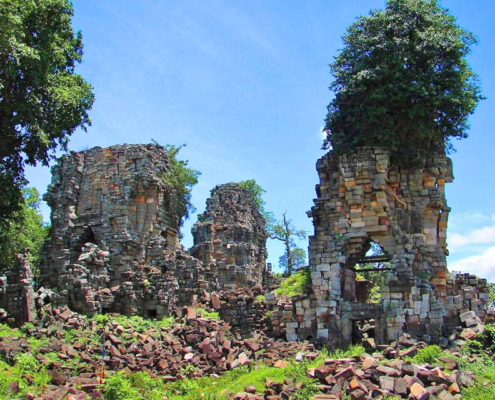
191,183,268,290
279,147,488,346
40,144,216,317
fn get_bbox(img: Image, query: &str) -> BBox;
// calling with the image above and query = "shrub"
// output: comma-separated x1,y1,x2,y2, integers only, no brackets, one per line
410,345,443,364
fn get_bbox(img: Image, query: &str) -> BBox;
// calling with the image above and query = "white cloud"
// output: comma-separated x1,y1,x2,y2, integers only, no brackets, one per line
448,214,495,250
449,246,495,283
320,126,326,139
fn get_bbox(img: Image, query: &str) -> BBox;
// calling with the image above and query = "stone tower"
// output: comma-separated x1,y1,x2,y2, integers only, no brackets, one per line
191,183,268,290
40,144,216,317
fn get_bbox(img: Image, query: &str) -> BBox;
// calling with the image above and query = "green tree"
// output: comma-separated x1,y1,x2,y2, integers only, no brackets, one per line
160,144,200,230
0,188,49,274
239,179,266,215
0,0,94,221
324,0,484,165
267,212,307,276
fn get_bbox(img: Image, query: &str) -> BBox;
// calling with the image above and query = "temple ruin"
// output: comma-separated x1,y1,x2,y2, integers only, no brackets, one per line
274,147,489,346
0,143,489,345
191,183,268,291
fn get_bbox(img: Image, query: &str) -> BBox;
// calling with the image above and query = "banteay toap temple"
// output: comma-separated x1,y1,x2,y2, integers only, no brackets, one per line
0,143,490,347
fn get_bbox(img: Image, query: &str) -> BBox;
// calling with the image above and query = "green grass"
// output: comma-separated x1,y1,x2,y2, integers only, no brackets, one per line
457,356,495,400
275,268,311,297
98,345,368,400
0,323,23,338
0,354,50,398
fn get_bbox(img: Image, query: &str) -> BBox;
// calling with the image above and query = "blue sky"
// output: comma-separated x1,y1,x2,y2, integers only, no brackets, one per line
25,0,495,280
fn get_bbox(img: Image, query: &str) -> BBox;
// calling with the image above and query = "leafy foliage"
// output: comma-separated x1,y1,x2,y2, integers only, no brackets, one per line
409,345,443,364
324,0,484,165
159,143,200,229
196,308,219,320
275,268,311,297
0,354,50,398
457,355,495,400
240,179,267,215
0,188,49,275
465,325,495,355
0,0,94,220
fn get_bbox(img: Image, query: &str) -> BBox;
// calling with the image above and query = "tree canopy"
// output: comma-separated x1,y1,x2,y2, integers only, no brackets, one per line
0,0,94,220
324,0,484,165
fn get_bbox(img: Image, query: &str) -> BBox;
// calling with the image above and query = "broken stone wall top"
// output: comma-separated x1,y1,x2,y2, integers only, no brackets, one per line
191,183,268,290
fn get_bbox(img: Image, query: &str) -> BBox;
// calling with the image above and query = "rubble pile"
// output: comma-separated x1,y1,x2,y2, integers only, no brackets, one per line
0,306,312,398
233,334,484,400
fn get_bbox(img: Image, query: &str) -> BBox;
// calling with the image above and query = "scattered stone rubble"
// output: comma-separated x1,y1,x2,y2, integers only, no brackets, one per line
0,306,313,399
0,305,488,400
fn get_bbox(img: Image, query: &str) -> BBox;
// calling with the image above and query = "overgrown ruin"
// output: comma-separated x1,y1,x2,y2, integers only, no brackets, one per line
0,144,489,348
274,147,489,346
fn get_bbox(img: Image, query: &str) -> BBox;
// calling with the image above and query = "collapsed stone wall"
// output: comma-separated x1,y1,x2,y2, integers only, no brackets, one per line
276,147,489,346
38,144,219,318
0,251,37,326
190,183,268,291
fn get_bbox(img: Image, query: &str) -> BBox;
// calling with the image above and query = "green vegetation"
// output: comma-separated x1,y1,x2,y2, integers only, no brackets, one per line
409,345,443,364
92,313,176,332
275,268,311,297
355,243,391,303
196,308,219,320
0,354,50,398
465,325,495,355
0,188,49,274
0,0,94,221
160,144,201,229
324,0,484,166
240,179,267,215
458,356,495,400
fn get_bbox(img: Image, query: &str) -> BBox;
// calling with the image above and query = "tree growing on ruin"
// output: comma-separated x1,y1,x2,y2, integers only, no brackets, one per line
324,0,484,165
0,0,94,222
267,212,307,277
161,144,201,229
0,188,49,274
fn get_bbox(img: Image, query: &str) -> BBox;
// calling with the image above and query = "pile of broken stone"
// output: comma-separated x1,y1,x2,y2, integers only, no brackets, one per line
0,305,490,400
234,334,482,400
0,306,311,399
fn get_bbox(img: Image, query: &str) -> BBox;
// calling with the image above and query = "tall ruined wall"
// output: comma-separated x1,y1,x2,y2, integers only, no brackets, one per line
190,183,268,291
279,147,488,346
40,144,217,317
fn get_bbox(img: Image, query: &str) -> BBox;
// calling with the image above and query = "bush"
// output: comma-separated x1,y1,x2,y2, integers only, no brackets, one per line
410,345,443,364
465,325,495,355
